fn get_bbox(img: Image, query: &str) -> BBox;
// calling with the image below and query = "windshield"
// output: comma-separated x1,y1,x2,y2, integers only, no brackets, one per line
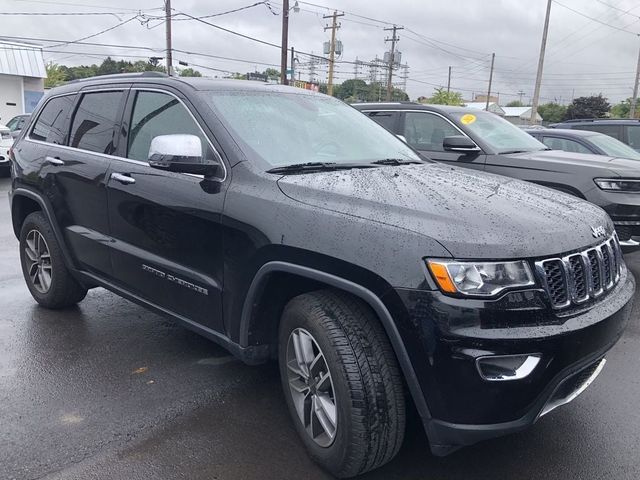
203,91,421,168
589,133,640,160
450,111,547,154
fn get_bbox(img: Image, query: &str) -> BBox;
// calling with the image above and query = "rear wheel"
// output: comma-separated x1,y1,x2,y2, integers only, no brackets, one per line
19,212,87,309
278,290,406,478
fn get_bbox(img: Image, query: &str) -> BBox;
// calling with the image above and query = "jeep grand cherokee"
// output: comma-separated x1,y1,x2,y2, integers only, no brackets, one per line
8,73,635,477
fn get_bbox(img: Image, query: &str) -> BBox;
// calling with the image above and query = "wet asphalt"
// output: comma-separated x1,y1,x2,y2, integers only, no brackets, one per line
0,175,639,480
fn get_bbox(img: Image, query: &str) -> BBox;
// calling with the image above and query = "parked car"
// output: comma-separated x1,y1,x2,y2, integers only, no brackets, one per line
354,102,640,246
9,74,634,477
5,114,30,139
526,128,640,160
550,118,640,152
0,124,13,177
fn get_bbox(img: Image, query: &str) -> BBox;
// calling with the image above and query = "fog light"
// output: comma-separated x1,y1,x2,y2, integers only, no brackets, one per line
476,354,541,381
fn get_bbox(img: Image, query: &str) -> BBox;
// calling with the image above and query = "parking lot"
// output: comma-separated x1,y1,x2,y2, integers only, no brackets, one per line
1,174,639,480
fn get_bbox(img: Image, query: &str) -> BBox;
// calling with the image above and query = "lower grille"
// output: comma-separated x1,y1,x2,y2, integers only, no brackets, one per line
535,235,622,309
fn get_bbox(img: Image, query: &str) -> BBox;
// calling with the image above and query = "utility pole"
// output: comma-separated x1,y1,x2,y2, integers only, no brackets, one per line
165,0,173,76
485,53,495,111
447,66,451,93
630,36,640,119
324,10,343,96
280,0,289,85
290,47,295,84
530,0,552,123
518,90,525,104
384,25,403,101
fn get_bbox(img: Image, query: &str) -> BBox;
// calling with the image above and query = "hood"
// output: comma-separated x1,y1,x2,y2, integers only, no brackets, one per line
277,163,613,259
507,150,640,176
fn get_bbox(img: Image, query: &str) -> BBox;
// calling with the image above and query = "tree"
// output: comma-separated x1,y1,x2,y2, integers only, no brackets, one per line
565,94,610,120
420,87,463,106
44,62,66,88
178,68,202,77
506,100,524,107
537,102,567,123
610,98,638,118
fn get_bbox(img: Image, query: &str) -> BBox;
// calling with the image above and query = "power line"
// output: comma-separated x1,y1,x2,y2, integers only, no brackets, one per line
552,0,640,35
48,15,140,48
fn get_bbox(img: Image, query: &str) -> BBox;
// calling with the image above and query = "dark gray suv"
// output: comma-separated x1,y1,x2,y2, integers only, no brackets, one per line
354,102,640,246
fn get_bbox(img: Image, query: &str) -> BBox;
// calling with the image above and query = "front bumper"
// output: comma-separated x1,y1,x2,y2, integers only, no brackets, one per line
387,265,634,455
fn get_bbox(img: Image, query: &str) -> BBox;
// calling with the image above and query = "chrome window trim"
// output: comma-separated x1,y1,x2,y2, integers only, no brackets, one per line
24,87,228,183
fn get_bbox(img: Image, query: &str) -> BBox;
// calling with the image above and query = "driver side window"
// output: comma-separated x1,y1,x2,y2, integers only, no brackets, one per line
127,91,209,161
403,112,460,152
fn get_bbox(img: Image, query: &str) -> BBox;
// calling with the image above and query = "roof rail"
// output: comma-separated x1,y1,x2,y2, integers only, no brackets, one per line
67,71,169,84
561,118,597,123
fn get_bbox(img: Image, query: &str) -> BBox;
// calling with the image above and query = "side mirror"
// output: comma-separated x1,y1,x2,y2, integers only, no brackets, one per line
148,134,219,176
443,135,480,153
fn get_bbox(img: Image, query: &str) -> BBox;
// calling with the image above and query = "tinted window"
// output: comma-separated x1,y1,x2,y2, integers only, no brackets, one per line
69,91,123,154
403,112,460,151
542,136,592,154
573,124,622,140
367,111,398,133
626,125,640,150
588,133,640,160
127,91,208,161
30,95,75,144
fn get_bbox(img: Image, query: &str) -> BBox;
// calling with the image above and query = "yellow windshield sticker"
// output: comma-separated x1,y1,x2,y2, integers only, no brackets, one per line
461,114,476,125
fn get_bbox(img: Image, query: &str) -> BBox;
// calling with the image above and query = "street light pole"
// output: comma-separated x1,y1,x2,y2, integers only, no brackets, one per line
280,0,289,85
165,0,173,76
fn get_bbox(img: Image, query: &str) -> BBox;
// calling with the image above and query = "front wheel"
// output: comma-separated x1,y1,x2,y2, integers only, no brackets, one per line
278,290,406,478
19,212,88,309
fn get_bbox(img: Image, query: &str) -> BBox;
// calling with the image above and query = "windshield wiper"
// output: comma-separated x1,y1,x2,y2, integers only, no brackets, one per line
499,149,530,155
266,162,377,174
371,158,424,166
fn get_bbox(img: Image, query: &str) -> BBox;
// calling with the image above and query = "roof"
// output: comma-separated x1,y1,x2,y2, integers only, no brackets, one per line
526,128,599,137
0,39,46,78
464,102,496,110
553,118,640,126
351,102,475,114
46,74,328,97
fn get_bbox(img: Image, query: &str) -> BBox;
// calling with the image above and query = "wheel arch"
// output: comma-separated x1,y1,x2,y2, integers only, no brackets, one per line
239,261,432,421
10,188,76,270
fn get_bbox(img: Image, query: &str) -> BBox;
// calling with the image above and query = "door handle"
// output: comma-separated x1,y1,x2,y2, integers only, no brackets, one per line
110,172,136,185
44,156,64,166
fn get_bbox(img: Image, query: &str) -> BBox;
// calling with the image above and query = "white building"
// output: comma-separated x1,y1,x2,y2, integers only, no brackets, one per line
464,101,505,116
501,106,543,125
0,39,46,125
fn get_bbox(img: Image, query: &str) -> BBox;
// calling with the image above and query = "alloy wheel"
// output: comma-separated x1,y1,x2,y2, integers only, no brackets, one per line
286,328,337,447
24,230,53,294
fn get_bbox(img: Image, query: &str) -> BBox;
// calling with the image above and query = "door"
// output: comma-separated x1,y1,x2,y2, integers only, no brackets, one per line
401,111,486,169
26,91,124,277
106,89,227,332
54,89,127,276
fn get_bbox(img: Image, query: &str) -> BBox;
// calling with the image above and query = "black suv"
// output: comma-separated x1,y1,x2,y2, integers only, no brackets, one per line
9,74,635,477
354,102,640,246
550,118,640,152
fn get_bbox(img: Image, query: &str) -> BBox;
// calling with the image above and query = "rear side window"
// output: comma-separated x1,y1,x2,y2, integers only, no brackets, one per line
127,90,210,162
573,124,622,140
366,111,398,133
69,91,124,154
30,95,75,144
626,125,640,150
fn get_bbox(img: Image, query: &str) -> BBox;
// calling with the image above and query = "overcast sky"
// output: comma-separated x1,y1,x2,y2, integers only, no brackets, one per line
1,0,639,105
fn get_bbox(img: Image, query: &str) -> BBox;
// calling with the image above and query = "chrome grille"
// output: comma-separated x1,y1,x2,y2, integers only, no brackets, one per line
535,235,623,309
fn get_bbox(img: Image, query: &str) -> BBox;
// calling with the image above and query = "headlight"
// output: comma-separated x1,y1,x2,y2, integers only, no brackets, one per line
594,178,640,192
427,259,535,297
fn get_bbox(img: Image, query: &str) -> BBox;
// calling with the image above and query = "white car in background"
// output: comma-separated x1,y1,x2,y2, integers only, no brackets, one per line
0,124,13,177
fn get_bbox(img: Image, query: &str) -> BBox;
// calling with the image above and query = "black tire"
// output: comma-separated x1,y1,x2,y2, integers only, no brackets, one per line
19,211,88,309
278,290,406,478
